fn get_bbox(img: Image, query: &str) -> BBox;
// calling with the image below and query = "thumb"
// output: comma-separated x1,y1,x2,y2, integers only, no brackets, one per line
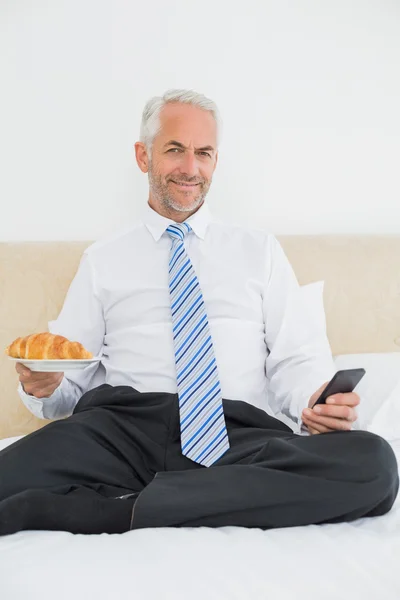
309,381,329,408
16,363,30,376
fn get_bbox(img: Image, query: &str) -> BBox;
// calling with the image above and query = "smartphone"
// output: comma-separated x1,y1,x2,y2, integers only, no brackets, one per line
312,368,366,407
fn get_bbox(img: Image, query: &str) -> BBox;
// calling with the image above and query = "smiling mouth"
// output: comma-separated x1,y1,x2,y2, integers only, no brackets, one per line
170,181,200,188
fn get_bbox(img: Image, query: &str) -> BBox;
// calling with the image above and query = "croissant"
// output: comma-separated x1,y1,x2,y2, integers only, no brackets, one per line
5,332,93,360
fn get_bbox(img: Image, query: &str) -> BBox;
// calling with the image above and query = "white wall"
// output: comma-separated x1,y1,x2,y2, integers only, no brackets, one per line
0,0,399,241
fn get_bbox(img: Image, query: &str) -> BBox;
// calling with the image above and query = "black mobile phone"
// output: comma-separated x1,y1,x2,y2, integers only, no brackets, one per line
312,368,366,407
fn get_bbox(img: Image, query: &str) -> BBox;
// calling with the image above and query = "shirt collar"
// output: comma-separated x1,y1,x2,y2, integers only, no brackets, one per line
141,200,213,242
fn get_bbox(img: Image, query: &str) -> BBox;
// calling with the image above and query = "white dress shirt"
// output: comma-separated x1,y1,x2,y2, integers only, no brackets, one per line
18,201,336,432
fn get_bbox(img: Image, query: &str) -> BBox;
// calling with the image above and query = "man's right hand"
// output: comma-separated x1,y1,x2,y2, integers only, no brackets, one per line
15,363,64,398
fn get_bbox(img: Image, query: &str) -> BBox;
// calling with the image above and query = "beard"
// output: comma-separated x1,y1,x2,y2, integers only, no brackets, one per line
148,162,211,213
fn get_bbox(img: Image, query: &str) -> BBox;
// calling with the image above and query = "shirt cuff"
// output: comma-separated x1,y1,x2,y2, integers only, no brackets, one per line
298,419,311,436
18,380,64,420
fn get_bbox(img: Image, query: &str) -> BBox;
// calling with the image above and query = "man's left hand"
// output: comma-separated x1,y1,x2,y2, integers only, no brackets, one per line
302,381,360,435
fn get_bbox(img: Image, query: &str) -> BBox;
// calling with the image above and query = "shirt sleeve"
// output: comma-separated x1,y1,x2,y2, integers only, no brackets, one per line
17,251,106,420
263,235,336,430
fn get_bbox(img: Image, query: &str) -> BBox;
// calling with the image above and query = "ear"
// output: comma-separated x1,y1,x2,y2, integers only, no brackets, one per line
135,142,149,173
213,150,219,172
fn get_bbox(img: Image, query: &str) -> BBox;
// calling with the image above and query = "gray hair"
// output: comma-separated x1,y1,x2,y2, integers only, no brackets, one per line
139,89,221,159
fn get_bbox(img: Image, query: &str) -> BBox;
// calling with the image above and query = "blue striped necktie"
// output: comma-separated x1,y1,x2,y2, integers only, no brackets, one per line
166,221,230,467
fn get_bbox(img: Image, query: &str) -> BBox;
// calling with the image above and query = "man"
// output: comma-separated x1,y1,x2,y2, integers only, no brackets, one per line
0,89,398,535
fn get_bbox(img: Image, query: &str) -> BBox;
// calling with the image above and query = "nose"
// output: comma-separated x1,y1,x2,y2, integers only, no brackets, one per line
178,151,199,178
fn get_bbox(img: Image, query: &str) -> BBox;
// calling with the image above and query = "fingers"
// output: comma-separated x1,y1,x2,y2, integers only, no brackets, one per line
16,363,33,386
308,427,320,435
20,372,64,398
302,416,323,434
16,363,57,381
325,392,360,407
302,416,331,434
303,390,360,435
15,363,31,376
28,381,62,399
312,404,358,422
302,409,353,431
15,363,63,398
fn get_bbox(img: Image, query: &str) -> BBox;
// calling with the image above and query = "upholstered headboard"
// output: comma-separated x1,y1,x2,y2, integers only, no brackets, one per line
1,236,400,438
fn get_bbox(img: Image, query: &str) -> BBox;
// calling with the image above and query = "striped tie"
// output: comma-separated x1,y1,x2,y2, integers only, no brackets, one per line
166,221,230,467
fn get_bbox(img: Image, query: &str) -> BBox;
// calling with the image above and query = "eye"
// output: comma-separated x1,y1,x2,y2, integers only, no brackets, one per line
167,148,182,153
199,151,211,158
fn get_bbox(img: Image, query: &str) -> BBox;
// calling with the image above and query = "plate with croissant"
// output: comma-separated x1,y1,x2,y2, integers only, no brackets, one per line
5,333,101,372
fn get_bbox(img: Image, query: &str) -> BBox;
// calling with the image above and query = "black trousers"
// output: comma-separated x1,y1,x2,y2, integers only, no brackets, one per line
0,384,398,534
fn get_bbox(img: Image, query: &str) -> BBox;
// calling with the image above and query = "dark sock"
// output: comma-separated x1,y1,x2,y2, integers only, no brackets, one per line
0,489,135,536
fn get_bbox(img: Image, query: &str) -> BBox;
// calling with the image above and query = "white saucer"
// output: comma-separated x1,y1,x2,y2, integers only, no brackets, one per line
7,357,102,372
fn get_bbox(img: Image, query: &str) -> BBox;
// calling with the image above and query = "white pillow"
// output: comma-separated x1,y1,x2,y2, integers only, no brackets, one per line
366,379,400,441
299,280,327,335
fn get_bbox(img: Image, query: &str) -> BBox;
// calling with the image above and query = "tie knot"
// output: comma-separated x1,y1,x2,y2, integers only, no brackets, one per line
166,222,192,241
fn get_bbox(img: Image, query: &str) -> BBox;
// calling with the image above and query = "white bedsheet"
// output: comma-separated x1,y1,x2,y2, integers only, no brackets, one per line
0,436,399,600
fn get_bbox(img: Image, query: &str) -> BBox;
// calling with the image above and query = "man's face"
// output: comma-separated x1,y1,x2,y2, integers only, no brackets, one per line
141,103,218,218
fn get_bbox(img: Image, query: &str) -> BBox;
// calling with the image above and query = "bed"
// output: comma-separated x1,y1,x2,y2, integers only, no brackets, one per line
1,235,400,599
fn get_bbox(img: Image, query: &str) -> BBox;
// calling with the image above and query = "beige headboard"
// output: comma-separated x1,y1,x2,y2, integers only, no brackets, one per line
1,236,400,439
